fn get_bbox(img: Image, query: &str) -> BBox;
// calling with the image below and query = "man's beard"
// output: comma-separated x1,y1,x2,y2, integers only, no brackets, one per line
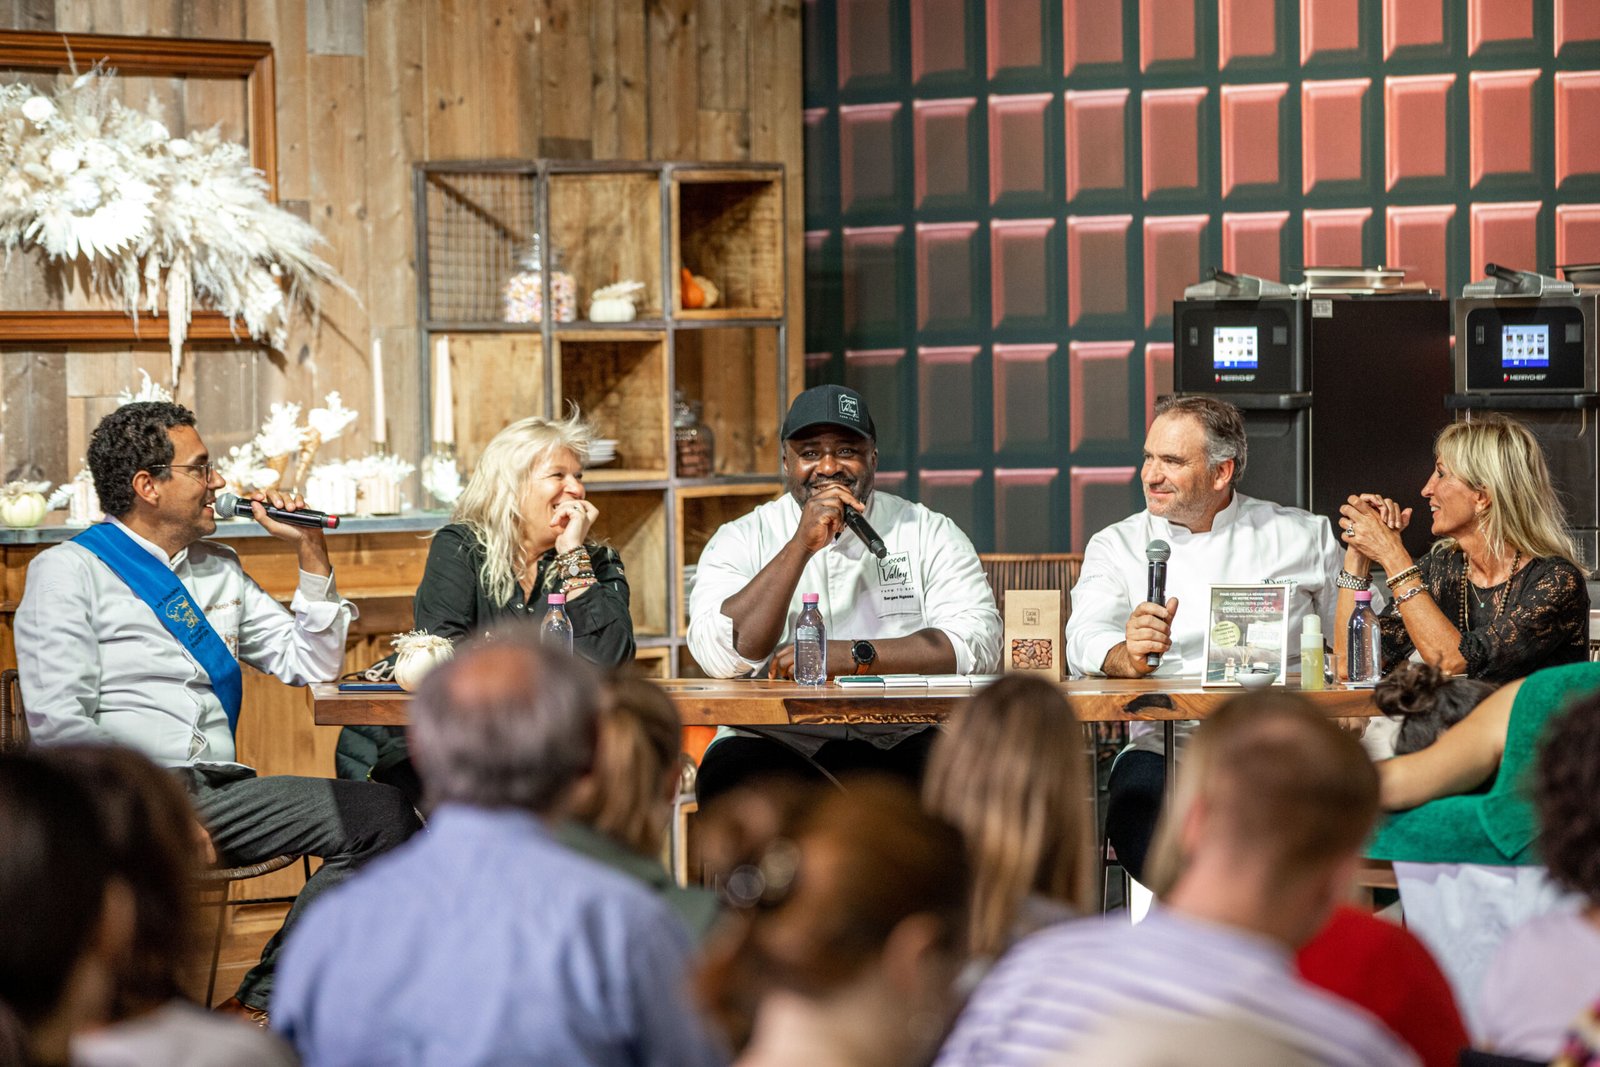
789,471,873,506
1145,484,1215,529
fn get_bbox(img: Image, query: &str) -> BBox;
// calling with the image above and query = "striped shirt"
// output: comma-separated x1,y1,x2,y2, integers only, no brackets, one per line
935,909,1418,1067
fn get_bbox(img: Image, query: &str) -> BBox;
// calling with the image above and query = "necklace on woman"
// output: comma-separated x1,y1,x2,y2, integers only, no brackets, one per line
1459,550,1520,633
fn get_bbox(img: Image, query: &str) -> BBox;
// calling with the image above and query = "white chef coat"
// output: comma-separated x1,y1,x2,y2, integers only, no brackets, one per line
15,516,354,769
687,490,1001,679
1065,492,1341,755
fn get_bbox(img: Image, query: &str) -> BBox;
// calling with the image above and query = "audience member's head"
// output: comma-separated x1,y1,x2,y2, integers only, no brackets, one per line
568,667,683,857
1374,662,1496,755
699,779,968,1064
1536,692,1600,907
1145,692,1380,947
922,674,1093,957
0,753,133,1067
42,745,201,1017
408,632,601,815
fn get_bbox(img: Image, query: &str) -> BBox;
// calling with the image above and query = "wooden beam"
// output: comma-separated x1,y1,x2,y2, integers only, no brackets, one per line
0,311,242,343
0,28,270,73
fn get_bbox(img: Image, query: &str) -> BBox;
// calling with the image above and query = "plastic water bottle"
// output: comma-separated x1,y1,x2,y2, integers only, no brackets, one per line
542,592,574,654
793,593,827,686
1347,589,1382,684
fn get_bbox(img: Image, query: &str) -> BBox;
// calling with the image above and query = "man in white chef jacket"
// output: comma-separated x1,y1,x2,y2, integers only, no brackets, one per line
14,401,419,1021
687,384,1001,803
1065,395,1341,883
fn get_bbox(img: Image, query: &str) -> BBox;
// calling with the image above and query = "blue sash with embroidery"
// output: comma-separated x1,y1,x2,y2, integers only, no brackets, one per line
72,522,243,734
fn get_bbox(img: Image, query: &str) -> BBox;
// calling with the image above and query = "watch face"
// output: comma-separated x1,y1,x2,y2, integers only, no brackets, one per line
852,640,875,664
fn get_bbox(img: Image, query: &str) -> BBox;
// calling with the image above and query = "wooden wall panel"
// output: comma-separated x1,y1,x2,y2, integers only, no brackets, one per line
0,1,803,477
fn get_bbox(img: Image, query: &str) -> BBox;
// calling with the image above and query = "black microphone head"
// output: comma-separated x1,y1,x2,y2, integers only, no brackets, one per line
1146,539,1171,563
213,491,245,517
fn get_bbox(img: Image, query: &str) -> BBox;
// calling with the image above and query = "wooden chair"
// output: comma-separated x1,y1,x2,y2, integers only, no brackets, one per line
196,854,311,1007
0,669,27,752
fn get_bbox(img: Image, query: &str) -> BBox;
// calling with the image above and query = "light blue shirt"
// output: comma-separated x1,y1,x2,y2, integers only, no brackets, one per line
272,805,728,1067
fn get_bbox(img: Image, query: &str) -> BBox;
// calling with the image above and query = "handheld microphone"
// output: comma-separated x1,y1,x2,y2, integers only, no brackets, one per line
1145,539,1170,668
842,505,888,559
213,491,341,530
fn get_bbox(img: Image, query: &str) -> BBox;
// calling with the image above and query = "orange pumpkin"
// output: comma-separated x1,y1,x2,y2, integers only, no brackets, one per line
681,267,705,309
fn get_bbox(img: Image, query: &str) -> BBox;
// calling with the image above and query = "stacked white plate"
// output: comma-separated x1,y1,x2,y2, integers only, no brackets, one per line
589,438,618,466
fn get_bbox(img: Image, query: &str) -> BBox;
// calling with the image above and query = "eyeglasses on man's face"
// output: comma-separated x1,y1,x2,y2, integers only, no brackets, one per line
150,462,217,483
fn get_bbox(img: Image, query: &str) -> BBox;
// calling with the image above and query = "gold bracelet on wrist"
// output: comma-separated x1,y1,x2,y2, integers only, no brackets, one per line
1384,564,1422,590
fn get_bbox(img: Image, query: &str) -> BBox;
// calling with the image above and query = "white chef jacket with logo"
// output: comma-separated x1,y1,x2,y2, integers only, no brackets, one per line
687,491,1000,750
1065,491,1341,756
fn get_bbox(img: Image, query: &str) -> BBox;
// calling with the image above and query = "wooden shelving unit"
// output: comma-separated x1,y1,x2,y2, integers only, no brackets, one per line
415,160,789,675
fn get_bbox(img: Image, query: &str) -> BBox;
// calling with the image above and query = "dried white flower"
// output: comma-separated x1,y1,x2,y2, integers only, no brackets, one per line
421,452,463,506
46,146,78,175
20,95,54,123
307,392,359,442
115,369,174,406
254,402,306,458
0,68,348,385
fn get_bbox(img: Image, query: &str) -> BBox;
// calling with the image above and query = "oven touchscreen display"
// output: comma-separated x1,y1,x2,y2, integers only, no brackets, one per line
1213,326,1259,369
1501,324,1551,368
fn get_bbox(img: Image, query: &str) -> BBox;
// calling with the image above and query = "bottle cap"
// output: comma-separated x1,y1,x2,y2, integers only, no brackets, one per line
548,593,566,605
801,593,819,604
1353,590,1372,602
1302,615,1322,637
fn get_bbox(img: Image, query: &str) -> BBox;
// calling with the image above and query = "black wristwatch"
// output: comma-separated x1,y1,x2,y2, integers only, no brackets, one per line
851,639,877,674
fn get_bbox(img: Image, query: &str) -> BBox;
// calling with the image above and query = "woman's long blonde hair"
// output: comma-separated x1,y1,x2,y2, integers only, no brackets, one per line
922,675,1094,958
1433,415,1579,566
449,410,594,606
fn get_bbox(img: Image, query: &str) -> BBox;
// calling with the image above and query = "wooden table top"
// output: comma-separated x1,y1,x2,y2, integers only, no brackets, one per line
311,676,1380,728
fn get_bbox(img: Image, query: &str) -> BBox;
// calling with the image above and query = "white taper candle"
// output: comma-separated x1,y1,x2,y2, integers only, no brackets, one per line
371,336,387,445
433,335,454,446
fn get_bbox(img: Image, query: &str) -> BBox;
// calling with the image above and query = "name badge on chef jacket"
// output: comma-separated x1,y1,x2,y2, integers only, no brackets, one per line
874,551,922,617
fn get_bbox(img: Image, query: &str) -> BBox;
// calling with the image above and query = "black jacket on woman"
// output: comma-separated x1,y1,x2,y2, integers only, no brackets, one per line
1377,548,1590,684
413,523,635,667
335,523,635,786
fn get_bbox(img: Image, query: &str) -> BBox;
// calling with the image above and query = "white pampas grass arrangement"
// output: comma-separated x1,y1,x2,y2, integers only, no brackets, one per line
0,67,347,384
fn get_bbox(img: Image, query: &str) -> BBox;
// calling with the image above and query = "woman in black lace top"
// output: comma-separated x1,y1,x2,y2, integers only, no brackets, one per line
1334,416,1589,684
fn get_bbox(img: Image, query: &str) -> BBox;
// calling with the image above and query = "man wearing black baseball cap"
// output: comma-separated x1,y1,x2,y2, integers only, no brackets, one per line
686,384,1000,802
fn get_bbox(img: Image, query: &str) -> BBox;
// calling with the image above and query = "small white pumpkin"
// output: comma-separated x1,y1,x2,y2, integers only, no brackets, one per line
391,631,455,692
0,481,52,529
587,280,646,323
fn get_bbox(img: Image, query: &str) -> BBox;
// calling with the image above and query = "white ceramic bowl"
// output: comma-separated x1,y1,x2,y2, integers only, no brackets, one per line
1235,669,1279,691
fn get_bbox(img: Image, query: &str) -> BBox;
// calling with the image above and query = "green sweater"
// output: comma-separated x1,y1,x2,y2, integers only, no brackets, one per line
1368,661,1600,865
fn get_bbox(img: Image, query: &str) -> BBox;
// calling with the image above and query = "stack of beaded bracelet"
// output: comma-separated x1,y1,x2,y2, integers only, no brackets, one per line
1384,562,1427,607
553,547,597,595
1336,569,1370,590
